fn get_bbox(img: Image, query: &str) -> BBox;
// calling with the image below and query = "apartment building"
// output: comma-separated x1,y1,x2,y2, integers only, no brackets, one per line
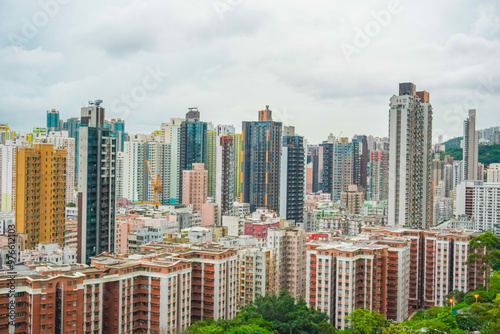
306,236,411,330
237,248,276,306
15,144,67,249
267,227,307,299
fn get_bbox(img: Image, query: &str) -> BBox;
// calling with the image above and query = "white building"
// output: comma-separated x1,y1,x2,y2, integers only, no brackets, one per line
43,131,76,204
487,164,500,183
433,197,454,226
0,143,16,211
20,243,77,265
457,181,500,234
388,83,432,228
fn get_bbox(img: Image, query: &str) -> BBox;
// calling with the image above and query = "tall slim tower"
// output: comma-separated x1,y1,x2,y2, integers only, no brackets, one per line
463,109,478,181
241,106,282,212
332,138,353,202
77,100,116,264
388,83,433,228
280,126,305,222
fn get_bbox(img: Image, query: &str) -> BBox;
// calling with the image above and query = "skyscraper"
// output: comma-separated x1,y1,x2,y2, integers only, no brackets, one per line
15,144,66,249
77,100,116,264
241,106,282,212
306,145,320,193
280,126,305,222
0,144,16,212
388,83,433,228
463,109,478,181
63,117,80,183
161,118,184,204
216,135,235,217
46,109,60,131
110,118,128,153
206,130,217,198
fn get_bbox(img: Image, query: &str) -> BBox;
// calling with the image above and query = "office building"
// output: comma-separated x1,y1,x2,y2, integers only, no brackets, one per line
388,83,433,228
77,100,117,264
15,144,66,249
241,106,282,212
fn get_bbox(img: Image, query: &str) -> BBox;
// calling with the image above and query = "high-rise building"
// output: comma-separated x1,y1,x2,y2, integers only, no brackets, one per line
332,138,353,202
15,144,66,249
457,181,500,235
368,150,389,201
280,126,305,223
182,163,208,212
352,135,368,190
161,118,184,204
0,143,16,212
63,117,80,183
206,130,217,198
123,140,147,202
46,109,60,131
238,248,276,306
42,131,76,204
432,154,444,186
319,140,334,195
340,184,364,214
306,145,320,193
77,100,117,264
388,83,433,228
230,133,242,200
216,132,236,217
110,118,128,153
463,109,479,181
115,151,125,199
267,227,307,299
241,106,282,212
180,108,208,197
487,163,500,182
443,164,454,197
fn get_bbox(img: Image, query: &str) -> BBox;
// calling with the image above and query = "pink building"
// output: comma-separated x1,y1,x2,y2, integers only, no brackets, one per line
182,163,208,212
201,201,218,226
244,221,280,239
115,216,145,253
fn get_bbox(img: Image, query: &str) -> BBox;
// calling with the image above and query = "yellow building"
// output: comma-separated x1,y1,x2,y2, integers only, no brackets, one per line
15,144,67,249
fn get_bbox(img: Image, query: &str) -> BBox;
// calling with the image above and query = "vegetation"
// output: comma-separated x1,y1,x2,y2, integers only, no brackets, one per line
66,202,76,207
184,292,335,334
185,233,500,334
440,142,500,166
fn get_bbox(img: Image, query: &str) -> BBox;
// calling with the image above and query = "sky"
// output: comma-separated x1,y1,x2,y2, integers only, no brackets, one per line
0,0,499,144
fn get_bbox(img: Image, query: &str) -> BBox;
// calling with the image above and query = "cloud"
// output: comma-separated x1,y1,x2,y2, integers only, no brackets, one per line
0,0,500,144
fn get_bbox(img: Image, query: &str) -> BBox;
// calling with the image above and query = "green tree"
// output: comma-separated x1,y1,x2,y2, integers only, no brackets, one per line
446,290,466,304
467,232,500,290
382,324,406,334
345,309,388,334
227,324,274,334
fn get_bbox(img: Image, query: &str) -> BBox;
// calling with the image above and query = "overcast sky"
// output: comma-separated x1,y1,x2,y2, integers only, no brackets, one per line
1,0,499,143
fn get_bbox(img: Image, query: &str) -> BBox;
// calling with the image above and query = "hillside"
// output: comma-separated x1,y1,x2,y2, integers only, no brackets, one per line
441,143,500,165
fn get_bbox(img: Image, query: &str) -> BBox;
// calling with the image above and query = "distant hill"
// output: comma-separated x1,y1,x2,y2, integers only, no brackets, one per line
440,141,500,165
442,136,463,150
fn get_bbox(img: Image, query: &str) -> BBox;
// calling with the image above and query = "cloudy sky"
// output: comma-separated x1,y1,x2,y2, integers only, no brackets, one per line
1,0,499,143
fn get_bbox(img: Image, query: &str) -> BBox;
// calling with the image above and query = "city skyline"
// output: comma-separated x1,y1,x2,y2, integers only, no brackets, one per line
1,1,500,143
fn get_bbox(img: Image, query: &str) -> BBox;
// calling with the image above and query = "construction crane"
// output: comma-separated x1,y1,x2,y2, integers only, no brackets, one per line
145,159,162,205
